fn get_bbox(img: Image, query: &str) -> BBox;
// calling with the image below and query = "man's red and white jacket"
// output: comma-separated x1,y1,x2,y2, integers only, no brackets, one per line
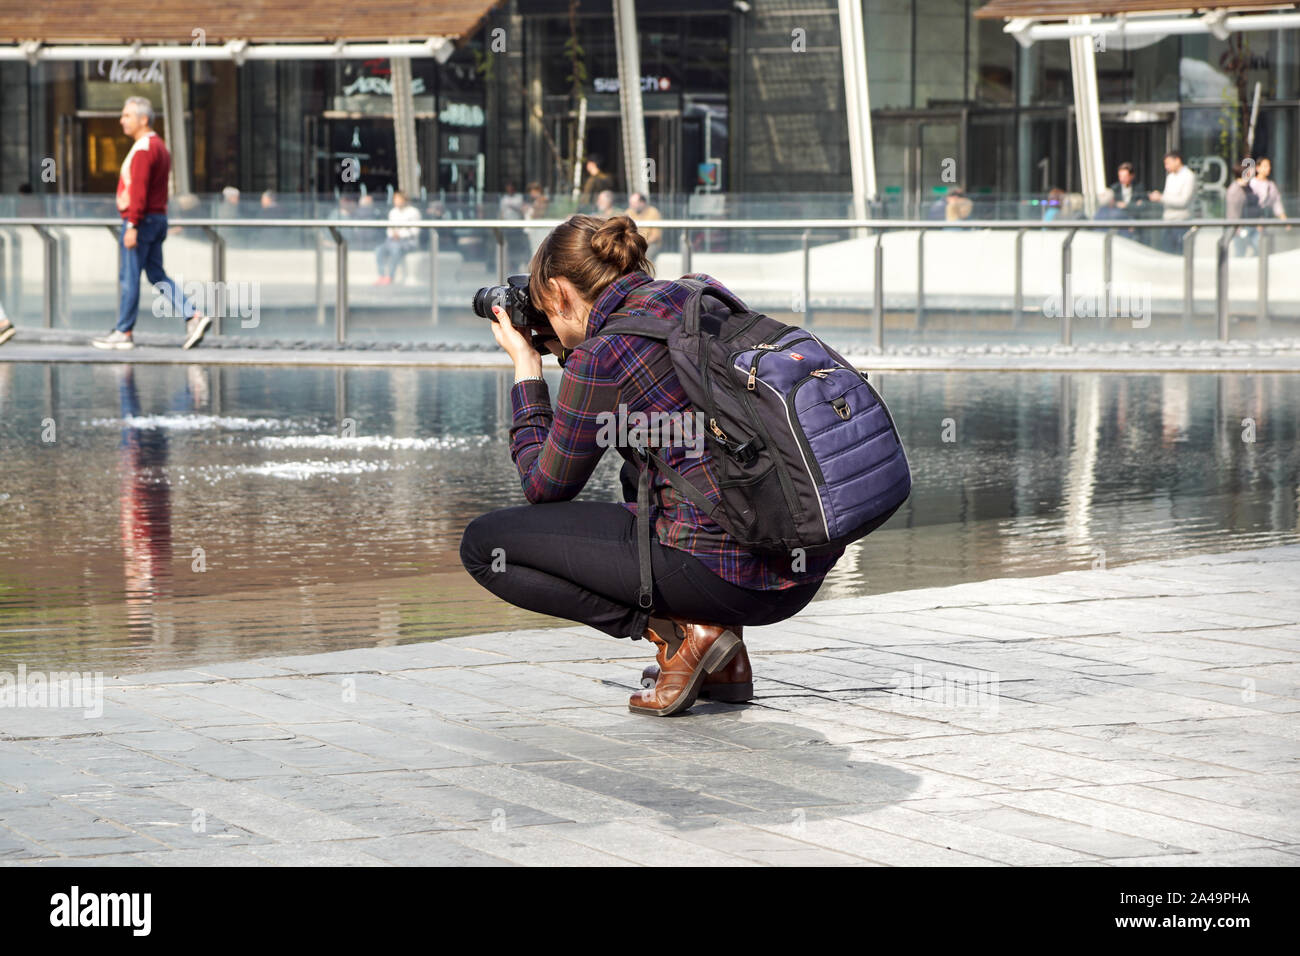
115,131,172,228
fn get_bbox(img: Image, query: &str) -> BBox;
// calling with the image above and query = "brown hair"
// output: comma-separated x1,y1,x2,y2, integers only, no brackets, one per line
528,214,653,312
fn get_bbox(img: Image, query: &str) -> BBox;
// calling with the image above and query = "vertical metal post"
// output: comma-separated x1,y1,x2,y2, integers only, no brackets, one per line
1102,229,1114,333
680,230,692,274
202,226,226,336
315,230,325,325
6,227,20,315
801,229,812,326
1216,226,1231,342
34,226,56,328
108,225,123,309
429,227,440,327
916,229,925,328
328,226,348,343
1257,229,1270,333
496,228,506,283
1012,228,1024,329
872,229,884,349
1061,228,1077,346
1182,226,1198,329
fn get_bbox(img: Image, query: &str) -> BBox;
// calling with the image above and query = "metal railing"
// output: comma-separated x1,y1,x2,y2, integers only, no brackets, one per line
0,215,1292,346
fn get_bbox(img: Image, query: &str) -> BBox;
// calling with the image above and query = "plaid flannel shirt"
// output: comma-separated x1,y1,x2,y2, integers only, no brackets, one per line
508,270,842,591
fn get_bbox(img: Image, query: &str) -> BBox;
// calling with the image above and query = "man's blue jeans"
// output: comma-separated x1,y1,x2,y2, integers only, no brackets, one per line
116,213,197,333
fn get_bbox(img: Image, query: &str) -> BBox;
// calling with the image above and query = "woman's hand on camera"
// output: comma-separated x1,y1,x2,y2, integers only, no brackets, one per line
491,305,544,379
532,333,566,358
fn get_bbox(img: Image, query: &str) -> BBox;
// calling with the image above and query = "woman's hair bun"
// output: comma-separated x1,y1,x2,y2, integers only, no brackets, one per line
590,215,648,273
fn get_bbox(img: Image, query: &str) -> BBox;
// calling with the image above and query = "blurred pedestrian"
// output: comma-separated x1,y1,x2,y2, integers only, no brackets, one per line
499,181,528,269
1149,150,1196,253
594,189,617,219
1109,162,1149,216
1228,161,1267,257
217,186,241,217
625,191,662,259
352,193,381,249
374,190,420,285
1251,157,1288,221
1042,188,1066,222
93,97,209,351
1094,187,1131,221
945,187,973,222
524,182,551,254
578,154,614,212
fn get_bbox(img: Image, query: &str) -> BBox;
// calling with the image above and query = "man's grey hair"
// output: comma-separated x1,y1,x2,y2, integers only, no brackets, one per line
123,96,154,125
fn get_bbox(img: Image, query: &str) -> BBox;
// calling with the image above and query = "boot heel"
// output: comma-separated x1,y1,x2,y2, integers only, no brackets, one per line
701,629,741,675
700,681,754,703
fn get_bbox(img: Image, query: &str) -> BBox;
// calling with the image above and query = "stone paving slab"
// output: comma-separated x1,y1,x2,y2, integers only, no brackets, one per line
1,546,1298,866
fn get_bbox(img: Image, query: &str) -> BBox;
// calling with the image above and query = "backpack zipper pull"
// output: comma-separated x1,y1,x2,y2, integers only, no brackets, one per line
747,365,757,390
710,418,730,441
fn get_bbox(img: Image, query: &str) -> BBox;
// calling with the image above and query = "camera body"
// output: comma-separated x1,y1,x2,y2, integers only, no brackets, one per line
473,274,553,332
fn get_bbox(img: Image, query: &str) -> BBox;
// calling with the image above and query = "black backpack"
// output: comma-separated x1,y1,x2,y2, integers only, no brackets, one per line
595,278,911,610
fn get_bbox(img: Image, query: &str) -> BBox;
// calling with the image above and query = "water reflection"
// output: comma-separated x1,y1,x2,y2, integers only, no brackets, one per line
0,363,1296,675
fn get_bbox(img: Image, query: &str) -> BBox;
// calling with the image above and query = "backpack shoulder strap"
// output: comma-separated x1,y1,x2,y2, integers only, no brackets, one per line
680,279,750,335
595,311,674,341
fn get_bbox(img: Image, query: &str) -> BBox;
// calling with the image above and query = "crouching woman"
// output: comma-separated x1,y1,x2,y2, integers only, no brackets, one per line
459,214,842,716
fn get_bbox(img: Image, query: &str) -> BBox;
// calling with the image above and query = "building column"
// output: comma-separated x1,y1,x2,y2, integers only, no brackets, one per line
162,58,191,197
391,54,420,195
1068,16,1105,216
612,0,649,197
838,0,877,219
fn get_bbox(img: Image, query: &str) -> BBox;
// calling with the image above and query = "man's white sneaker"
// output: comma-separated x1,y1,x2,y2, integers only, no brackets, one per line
91,330,134,350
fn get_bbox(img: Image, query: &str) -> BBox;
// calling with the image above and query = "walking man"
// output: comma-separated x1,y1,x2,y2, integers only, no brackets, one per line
93,97,209,351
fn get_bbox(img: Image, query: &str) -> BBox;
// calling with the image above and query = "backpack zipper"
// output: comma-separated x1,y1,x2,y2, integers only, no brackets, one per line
732,334,814,391
746,376,830,542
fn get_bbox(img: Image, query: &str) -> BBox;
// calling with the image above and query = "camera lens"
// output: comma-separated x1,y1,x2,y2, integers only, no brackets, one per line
472,286,507,319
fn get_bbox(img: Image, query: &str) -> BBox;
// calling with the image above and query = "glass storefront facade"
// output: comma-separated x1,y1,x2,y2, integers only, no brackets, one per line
0,0,1295,215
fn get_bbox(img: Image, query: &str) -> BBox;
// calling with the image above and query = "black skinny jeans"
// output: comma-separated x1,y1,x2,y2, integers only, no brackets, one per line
459,501,826,641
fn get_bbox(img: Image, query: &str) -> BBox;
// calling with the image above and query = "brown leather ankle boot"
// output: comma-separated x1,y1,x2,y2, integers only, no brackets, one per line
628,618,743,717
641,628,752,703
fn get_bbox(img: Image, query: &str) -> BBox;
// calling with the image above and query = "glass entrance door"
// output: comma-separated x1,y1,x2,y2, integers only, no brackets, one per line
874,114,966,219
1100,110,1174,191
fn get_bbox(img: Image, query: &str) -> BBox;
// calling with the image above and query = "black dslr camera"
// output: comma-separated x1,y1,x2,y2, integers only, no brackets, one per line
472,274,553,332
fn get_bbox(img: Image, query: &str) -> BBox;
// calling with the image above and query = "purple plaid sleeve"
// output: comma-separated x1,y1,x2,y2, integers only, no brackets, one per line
509,347,621,503
504,270,843,591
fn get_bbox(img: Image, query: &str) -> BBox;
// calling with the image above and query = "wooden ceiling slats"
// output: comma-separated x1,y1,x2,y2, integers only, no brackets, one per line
0,1,501,42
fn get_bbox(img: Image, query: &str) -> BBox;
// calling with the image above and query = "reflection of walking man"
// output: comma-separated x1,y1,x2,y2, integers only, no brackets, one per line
93,97,210,351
